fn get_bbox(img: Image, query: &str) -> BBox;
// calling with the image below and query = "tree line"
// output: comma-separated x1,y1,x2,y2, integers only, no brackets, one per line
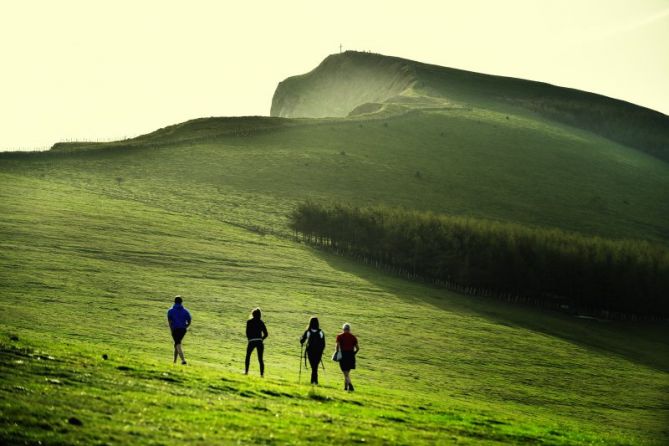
290,202,669,318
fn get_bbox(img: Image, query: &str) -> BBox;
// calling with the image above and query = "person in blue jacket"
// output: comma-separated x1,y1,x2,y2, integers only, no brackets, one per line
167,295,191,365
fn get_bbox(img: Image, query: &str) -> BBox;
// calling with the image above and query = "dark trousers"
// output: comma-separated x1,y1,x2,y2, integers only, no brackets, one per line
171,328,187,346
245,340,264,375
307,350,323,384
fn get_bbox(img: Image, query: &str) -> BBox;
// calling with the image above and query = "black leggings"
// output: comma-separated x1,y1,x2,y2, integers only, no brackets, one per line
245,340,264,375
307,350,323,384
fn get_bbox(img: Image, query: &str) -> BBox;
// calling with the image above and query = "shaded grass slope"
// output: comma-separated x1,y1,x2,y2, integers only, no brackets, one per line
3,109,668,244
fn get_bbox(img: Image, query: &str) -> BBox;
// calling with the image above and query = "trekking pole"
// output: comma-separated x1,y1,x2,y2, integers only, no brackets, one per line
298,344,303,383
320,358,326,383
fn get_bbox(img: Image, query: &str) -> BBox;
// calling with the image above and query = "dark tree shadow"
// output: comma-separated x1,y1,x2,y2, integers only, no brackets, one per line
314,248,669,373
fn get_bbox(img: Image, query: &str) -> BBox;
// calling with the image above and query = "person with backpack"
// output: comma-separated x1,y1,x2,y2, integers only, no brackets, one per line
335,322,359,391
245,307,268,377
300,316,326,385
167,295,191,365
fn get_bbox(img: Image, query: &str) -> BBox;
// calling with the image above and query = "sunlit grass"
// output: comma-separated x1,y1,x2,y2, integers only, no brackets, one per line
0,173,667,444
0,85,668,444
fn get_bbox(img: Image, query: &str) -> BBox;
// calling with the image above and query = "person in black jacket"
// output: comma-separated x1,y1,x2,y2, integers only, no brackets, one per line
245,307,268,376
300,316,325,385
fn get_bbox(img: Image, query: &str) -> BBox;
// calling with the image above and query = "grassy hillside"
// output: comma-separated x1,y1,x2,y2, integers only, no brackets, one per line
1,52,668,444
0,173,667,445
272,51,669,162
5,110,668,244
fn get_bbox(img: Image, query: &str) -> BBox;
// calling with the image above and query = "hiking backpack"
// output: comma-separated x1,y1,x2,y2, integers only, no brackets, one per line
305,329,325,352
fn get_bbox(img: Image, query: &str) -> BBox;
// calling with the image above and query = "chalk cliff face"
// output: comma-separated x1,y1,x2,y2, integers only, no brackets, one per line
270,51,416,118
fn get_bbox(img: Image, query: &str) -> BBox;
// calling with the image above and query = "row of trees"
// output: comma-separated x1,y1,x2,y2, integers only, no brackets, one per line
290,202,669,317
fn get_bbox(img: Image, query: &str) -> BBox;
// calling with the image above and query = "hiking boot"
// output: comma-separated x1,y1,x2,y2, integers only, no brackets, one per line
181,360,187,365
348,383,354,392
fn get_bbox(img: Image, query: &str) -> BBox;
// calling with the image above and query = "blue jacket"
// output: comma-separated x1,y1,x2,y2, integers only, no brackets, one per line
167,304,191,330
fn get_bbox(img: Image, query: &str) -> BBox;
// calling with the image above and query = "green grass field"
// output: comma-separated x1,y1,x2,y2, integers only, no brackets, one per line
1,52,668,444
1,174,667,445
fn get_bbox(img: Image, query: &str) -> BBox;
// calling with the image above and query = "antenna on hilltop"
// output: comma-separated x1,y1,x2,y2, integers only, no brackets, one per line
339,43,343,54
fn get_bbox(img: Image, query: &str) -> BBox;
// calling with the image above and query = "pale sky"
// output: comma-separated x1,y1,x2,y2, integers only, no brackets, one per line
1,0,668,151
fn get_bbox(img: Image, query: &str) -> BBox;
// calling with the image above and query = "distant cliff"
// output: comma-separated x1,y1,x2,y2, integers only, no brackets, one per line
270,51,416,118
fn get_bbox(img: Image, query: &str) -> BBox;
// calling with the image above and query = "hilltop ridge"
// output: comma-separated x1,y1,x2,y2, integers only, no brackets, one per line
271,51,669,162
271,51,418,118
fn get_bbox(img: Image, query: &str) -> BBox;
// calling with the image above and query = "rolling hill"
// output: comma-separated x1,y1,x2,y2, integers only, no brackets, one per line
1,52,668,444
272,51,669,163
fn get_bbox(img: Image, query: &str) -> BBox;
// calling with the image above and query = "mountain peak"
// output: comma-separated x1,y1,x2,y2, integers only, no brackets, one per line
270,52,669,161
270,51,417,119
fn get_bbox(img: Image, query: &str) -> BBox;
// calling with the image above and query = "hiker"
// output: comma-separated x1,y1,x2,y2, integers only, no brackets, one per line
300,316,326,385
335,322,359,391
167,295,191,365
245,307,268,376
